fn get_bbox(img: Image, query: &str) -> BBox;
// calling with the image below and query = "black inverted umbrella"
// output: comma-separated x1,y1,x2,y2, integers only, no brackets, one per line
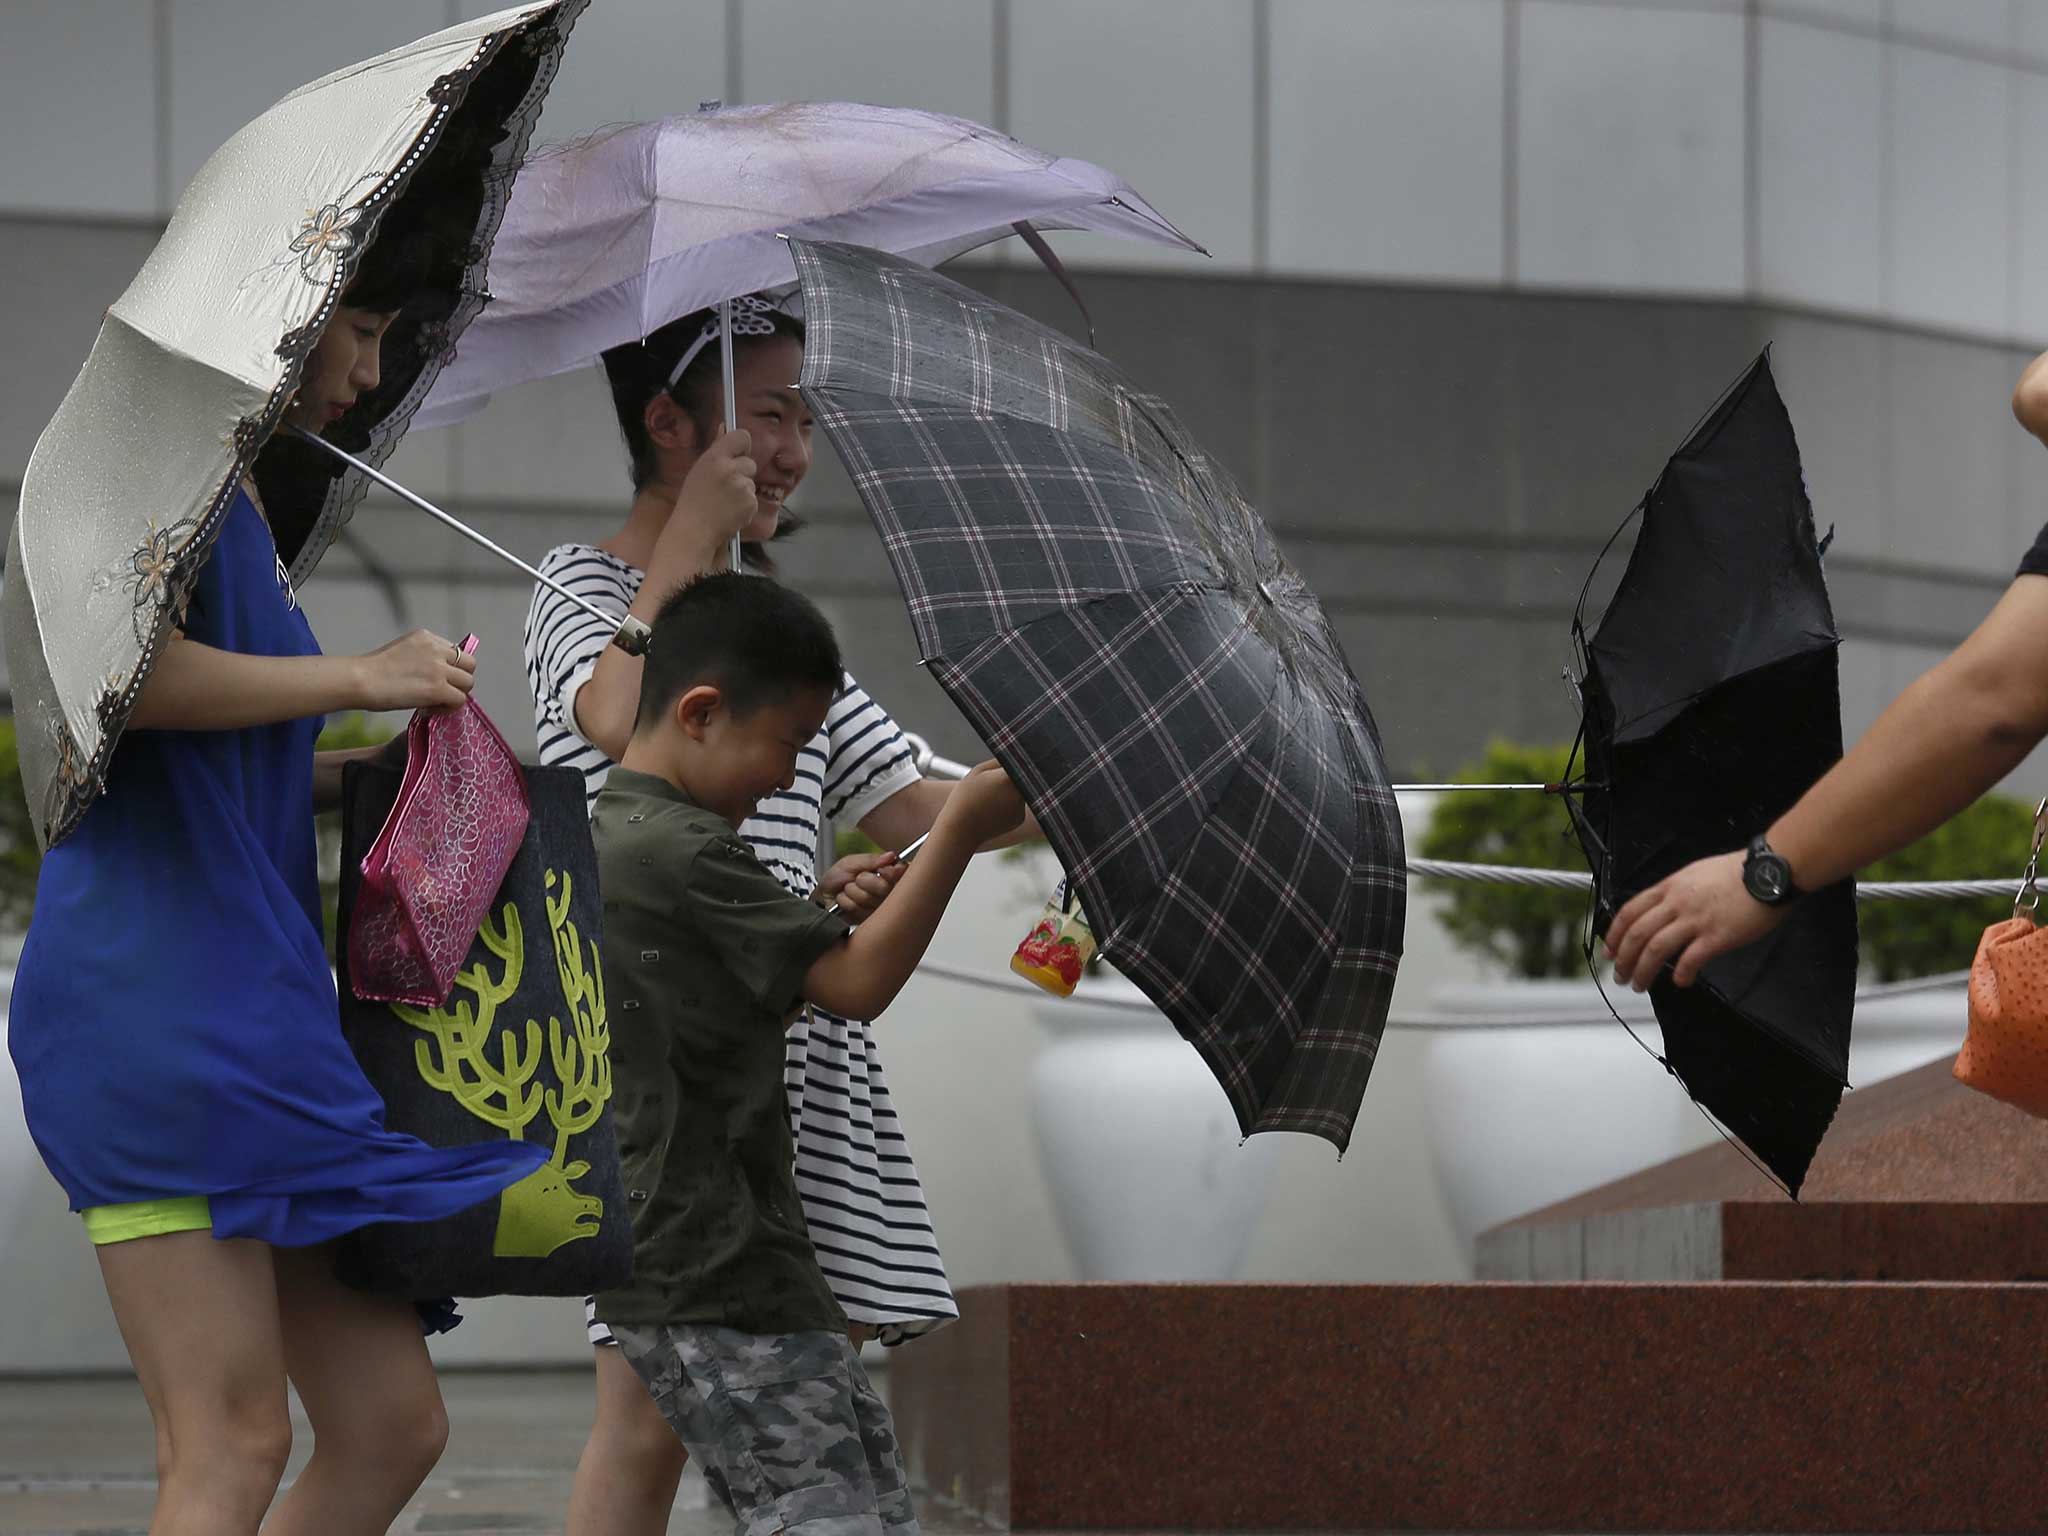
1569,350,1855,1195
787,238,1405,1151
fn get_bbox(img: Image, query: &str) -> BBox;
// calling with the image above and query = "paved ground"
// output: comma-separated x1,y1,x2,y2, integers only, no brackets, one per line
0,1370,1928,1536
0,1368,1004,1536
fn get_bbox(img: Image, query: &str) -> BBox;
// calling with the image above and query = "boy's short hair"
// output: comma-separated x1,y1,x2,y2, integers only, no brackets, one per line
636,573,843,732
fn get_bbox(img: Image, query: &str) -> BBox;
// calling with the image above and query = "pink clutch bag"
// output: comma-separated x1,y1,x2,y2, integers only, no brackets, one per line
349,635,530,1007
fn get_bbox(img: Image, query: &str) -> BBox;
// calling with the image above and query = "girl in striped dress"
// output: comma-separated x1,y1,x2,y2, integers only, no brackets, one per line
524,297,1020,1536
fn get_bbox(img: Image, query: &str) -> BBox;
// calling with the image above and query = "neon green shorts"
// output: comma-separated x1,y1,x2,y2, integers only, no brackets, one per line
81,1196,213,1246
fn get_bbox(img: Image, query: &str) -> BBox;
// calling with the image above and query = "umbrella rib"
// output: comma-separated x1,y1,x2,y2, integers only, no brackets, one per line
285,428,649,653
1581,958,1798,1198
1571,500,1645,635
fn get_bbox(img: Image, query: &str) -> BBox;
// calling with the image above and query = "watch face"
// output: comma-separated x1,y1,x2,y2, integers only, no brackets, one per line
1747,855,1789,902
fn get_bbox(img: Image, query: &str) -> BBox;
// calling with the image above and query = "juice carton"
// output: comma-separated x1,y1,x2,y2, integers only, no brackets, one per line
1010,877,1096,998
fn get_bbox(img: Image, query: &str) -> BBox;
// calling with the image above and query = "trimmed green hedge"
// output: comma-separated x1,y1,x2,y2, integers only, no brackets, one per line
1859,794,2034,981
1415,741,1591,979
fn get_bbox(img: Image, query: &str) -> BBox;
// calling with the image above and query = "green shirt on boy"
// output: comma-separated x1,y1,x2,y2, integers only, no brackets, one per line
591,767,852,1334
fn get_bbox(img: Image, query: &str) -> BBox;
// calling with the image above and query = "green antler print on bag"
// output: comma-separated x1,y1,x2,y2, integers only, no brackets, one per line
333,762,633,1299
390,872,612,1260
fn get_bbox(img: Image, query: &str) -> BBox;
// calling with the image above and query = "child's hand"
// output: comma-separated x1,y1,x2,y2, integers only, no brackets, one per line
948,761,1026,846
355,629,476,712
818,851,903,924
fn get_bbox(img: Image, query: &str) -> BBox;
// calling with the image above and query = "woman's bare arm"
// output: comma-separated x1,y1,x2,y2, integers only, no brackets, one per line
1607,577,2048,988
129,638,369,732
573,433,758,759
130,628,472,732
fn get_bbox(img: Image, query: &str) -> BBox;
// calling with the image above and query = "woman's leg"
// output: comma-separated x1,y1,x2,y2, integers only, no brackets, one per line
260,1244,450,1536
566,1342,689,1536
96,1230,293,1536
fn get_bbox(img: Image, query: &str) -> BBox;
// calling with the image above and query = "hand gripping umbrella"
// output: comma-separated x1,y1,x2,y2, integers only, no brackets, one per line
3,1,592,851
1567,350,1855,1195
786,238,1405,1151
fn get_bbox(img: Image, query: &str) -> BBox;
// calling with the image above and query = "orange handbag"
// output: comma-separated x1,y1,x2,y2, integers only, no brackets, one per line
1956,797,2048,1118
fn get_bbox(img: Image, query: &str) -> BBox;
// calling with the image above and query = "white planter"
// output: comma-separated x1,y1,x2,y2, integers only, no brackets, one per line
1028,967,1277,1281
1417,975,1973,1256
1848,984,1965,1089
1417,978,1707,1254
0,968,139,1373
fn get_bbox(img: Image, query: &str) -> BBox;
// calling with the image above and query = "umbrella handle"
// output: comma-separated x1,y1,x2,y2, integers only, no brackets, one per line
903,732,972,782
283,426,652,656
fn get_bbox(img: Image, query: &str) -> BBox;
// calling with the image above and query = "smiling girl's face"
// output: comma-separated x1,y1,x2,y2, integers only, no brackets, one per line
714,334,812,543
287,304,398,432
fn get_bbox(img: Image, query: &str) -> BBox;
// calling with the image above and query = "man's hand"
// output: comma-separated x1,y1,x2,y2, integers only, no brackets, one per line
817,851,903,924
1604,849,1789,990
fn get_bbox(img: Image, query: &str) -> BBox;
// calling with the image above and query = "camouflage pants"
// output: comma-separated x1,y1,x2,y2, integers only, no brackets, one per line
612,1323,920,1536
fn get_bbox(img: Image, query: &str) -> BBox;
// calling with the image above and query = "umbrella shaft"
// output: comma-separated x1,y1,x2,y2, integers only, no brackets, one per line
1397,783,1564,793
284,427,650,655
722,298,742,574
903,742,1564,797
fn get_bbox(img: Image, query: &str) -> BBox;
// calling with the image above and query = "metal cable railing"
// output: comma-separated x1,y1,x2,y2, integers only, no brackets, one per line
903,737,2021,906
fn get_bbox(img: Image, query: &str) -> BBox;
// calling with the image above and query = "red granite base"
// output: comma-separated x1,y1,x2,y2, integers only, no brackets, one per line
1476,1060,2048,1281
1477,1199,2048,1279
892,1282,2048,1533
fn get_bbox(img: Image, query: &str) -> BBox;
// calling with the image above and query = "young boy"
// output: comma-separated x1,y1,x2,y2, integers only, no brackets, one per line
590,572,1024,1536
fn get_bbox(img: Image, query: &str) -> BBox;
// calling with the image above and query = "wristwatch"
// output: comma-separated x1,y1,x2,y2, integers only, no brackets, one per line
1742,833,1800,906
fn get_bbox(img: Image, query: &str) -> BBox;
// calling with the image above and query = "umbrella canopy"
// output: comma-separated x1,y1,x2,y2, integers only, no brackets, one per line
415,101,1203,428
4,1,586,850
787,238,1405,1151
1569,350,1855,1195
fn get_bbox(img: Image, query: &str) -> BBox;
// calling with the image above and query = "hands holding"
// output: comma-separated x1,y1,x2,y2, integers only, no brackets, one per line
1604,849,1788,990
817,762,1024,919
655,429,758,570
355,629,476,713
819,851,904,924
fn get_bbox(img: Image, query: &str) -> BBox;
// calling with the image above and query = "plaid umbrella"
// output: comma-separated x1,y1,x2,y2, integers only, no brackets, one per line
788,238,1405,1150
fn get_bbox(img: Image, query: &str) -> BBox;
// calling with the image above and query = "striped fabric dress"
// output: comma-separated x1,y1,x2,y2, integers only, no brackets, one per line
524,544,958,1344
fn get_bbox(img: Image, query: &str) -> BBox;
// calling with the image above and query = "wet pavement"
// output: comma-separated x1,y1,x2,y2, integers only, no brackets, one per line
0,1368,1002,1536
0,1369,1929,1536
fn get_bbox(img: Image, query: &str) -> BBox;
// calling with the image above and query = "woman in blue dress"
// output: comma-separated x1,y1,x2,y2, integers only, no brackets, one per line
8,268,546,1534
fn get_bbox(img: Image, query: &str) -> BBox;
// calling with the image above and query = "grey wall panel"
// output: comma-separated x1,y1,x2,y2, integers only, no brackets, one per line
966,267,1264,502
0,3,158,217
5,220,2041,791
1260,284,1522,540
0,222,164,485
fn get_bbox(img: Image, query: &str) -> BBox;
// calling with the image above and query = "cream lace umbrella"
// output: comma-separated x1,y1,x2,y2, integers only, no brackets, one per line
3,1,586,849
